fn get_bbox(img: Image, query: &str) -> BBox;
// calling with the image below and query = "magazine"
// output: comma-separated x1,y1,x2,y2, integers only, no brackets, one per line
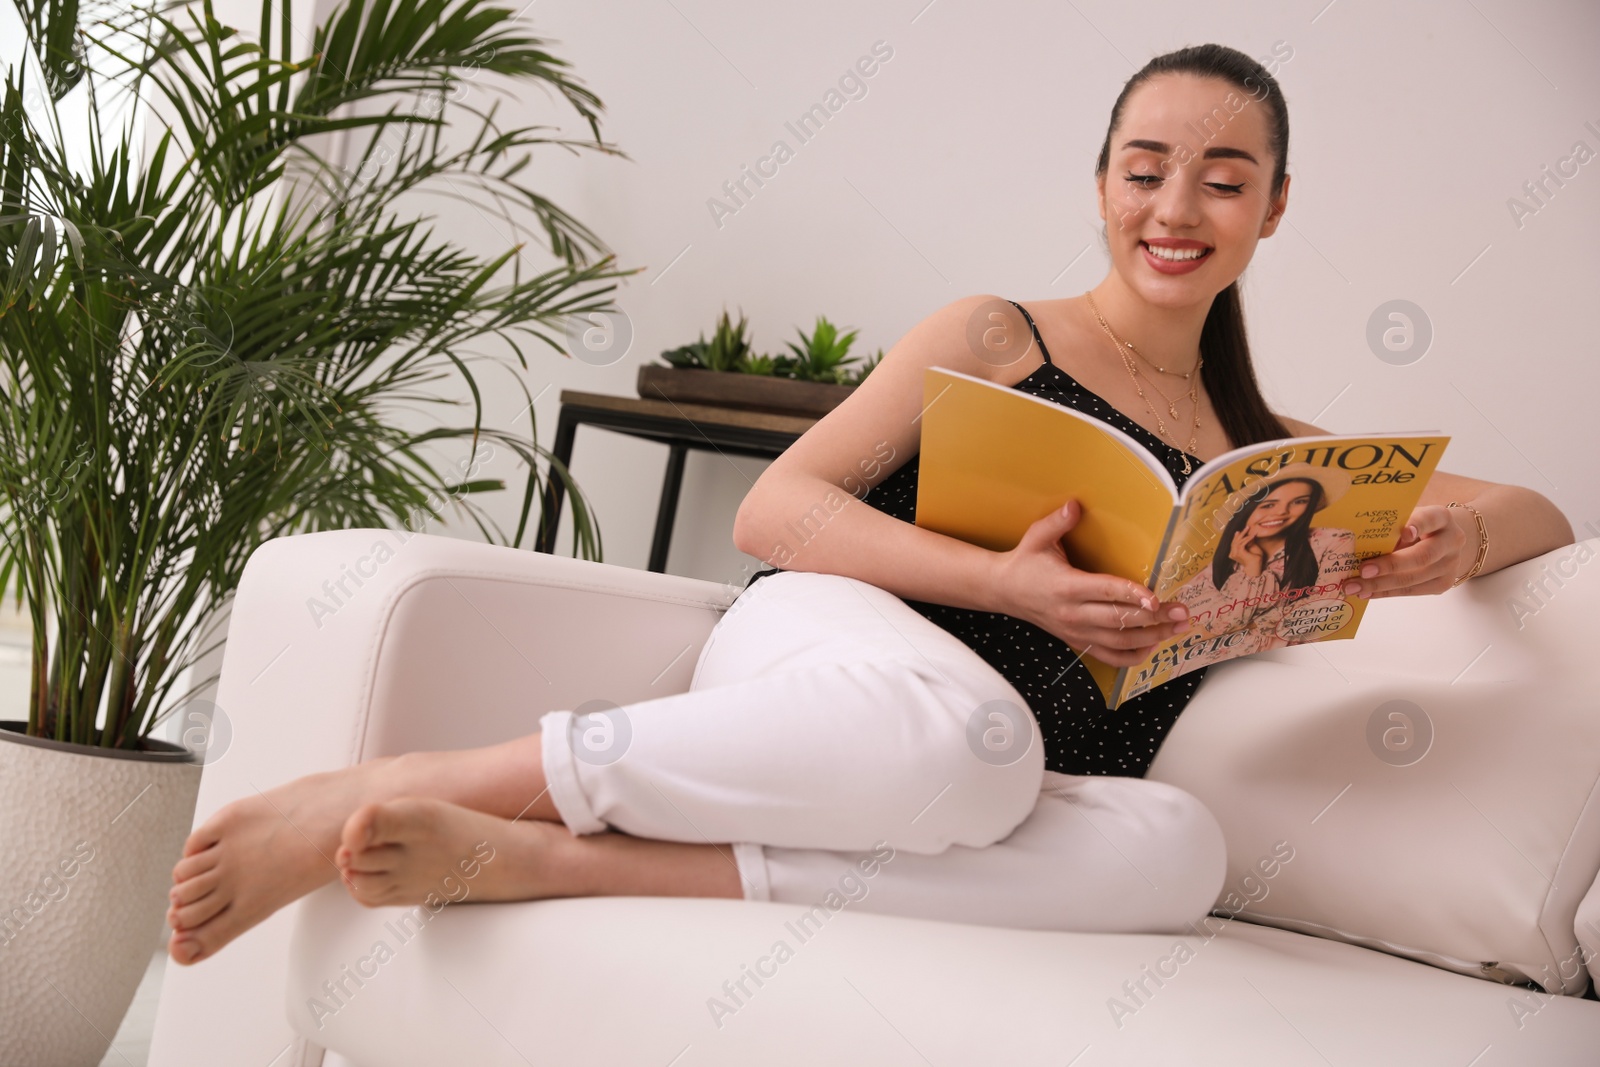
912,366,1451,709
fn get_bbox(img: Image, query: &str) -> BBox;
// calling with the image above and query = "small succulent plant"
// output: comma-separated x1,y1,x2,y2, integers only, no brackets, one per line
658,311,880,385
704,308,756,372
736,352,778,375
788,315,870,384
658,339,709,368
659,309,753,372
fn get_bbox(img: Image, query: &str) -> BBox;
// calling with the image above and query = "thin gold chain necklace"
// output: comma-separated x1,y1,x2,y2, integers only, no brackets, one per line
1085,292,1202,475
1097,300,1201,383
1127,344,1199,379
1122,356,1187,417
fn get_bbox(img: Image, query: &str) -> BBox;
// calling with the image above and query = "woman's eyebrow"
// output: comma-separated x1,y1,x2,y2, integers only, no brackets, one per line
1120,138,1259,165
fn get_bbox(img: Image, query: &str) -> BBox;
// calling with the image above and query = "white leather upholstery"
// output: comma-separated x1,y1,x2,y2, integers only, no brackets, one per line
1573,871,1600,1003
149,530,732,1067
1149,536,1600,995
284,889,1600,1066
149,530,1600,1065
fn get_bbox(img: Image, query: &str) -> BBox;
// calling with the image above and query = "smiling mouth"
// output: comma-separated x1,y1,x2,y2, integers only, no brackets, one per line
1141,241,1213,262
1258,519,1286,529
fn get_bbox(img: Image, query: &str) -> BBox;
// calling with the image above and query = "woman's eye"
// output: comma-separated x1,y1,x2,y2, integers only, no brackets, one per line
1122,173,1246,195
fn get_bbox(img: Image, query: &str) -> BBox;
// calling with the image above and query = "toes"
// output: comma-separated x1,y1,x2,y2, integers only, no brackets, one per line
341,802,386,854
169,891,229,933
341,870,397,907
172,847,220,884
336,798,481,909
181,828,218,859
338,843,404,875
168,912,229,967
168,934,206,966
343,797,440,852
169,868,222,907
181,810,233,857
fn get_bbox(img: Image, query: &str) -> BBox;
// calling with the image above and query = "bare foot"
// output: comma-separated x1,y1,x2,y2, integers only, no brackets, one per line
166,756,410,965
336,797,571,907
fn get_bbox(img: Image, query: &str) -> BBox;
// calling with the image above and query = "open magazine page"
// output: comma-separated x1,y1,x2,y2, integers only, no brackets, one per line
914,367,1177,568
1110,433,1451,706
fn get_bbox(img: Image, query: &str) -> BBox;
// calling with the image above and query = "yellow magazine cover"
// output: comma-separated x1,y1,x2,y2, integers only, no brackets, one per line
913,366,1451,709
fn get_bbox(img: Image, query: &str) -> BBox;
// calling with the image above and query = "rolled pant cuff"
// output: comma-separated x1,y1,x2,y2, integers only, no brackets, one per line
538,710,608,836
733,842,771,902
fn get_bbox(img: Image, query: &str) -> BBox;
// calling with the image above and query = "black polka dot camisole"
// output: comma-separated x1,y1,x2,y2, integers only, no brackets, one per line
737,299,1210,778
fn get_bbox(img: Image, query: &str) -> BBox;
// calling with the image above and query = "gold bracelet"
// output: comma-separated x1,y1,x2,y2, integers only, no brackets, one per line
1445,501,1489,587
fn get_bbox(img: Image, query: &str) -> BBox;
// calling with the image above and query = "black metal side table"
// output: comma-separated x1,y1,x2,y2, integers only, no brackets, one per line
534,390,818,572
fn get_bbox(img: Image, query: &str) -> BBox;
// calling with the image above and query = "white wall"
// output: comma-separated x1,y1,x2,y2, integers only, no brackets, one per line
343,0,1599,585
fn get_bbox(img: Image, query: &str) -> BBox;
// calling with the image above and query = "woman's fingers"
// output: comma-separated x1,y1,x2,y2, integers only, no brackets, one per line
1101,599,1185,631
1067,577,1189,641
1347,508,1463,598
1083,608,1189,651
1044,575,1192,659
1095,575,1158,611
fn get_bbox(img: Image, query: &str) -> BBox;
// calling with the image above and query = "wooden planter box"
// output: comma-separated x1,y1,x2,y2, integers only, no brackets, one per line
637,364,856,418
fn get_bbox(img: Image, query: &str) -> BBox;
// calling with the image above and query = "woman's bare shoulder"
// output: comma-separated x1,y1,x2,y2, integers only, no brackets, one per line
735,294,1026,539
884,293,1031,383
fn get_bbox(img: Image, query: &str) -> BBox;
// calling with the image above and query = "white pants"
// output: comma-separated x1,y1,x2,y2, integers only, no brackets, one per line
539,570,1226,934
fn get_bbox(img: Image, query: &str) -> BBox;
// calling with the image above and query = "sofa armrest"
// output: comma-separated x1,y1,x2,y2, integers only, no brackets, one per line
1150,535,1600,995
150,530,731,1067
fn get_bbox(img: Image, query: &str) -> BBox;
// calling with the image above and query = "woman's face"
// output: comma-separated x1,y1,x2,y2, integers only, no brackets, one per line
1097,73,1289,309
1246,482,1313,537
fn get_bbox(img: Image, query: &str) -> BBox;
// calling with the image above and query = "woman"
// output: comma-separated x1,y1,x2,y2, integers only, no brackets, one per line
164,43,1575,966
1170,466,1360,665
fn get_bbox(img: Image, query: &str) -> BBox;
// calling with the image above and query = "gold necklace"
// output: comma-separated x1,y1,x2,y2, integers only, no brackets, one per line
1085,294,1201,411
1085,292,1202,475
1122,358,1186,419
1127,346,1199,380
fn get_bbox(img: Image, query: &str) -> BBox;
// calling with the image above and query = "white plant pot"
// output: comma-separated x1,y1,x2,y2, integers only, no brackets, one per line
0,721,201,1066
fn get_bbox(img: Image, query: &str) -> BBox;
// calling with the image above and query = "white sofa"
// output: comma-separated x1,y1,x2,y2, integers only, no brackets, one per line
150,528,1600,1066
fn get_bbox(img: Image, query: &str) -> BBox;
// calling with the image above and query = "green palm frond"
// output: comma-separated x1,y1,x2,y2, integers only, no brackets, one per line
0,0,634,746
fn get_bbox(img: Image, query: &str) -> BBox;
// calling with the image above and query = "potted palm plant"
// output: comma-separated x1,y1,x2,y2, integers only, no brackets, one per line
0,0,630,1061
638,310,882,417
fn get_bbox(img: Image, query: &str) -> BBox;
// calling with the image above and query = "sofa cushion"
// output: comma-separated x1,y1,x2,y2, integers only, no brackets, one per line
1571,860,1600,997
287,887,1600,1065
1148,536,1600,996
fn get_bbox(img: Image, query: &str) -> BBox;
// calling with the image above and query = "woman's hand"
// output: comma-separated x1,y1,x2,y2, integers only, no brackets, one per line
1342,505,1471,599
1227,527,1267,577
991,499,1193,666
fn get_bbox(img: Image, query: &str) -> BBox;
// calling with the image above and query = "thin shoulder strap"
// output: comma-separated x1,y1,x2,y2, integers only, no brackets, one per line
1006,299,1054,366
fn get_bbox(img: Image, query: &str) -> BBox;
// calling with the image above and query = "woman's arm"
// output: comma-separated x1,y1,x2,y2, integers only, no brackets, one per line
736,296,1195,668
1413,478,1575,581
1277,416,1576,596
733,294,1019,614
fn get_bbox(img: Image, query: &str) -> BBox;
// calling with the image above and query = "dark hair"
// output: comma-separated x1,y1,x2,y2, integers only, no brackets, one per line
1095,43,1293,450
1210,478,1325,591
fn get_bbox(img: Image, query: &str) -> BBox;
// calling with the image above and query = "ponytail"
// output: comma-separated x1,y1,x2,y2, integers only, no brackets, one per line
1200,280,1293,446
